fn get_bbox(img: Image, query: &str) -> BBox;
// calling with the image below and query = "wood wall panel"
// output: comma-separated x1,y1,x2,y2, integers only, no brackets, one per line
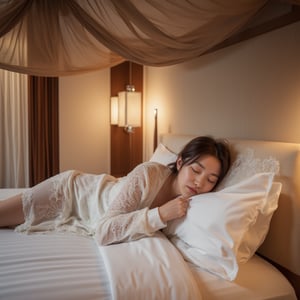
110,62,143,177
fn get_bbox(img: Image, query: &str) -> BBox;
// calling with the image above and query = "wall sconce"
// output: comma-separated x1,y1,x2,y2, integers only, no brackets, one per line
110,88,141,133
110,62,142,133
118,85,141,133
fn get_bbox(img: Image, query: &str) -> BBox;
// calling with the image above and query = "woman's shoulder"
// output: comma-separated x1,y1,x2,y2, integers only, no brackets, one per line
135,161,170,171
128,161,171,178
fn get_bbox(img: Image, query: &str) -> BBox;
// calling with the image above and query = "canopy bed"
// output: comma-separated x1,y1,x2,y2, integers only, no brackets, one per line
1,135,300,299
1,1,300,298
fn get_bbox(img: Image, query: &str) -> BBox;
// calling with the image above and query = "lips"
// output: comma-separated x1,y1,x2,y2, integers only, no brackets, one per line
187,186,197,196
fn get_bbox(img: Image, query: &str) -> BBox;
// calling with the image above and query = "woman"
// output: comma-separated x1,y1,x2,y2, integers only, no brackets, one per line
0,136,231,245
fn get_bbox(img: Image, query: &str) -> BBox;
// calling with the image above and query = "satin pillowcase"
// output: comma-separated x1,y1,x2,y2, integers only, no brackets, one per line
163,173,281,281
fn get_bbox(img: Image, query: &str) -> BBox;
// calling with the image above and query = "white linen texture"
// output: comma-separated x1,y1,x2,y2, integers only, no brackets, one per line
163,172,281,281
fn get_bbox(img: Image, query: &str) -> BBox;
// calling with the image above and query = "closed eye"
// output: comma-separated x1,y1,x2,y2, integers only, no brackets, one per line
191,162,219,183
208,177,217,184
191,165,202,174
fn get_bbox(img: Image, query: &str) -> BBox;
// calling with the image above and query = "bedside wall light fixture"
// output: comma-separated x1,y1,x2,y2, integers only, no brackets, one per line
110,62,142,133
118,85,141,133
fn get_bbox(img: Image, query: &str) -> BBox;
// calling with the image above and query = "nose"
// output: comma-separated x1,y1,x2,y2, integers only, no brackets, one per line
194,174,204,189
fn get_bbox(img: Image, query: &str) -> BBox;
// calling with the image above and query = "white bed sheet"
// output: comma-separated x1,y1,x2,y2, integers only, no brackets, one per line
0,229,296,300
0,229,111,300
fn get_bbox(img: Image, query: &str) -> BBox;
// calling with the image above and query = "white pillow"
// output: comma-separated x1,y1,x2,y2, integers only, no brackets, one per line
216,148,281,264
163,172,281,281
237,181,281,263
150,143,177,165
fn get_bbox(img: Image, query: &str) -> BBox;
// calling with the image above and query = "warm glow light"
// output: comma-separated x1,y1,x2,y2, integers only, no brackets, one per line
118,91,141,128
110,96,119,125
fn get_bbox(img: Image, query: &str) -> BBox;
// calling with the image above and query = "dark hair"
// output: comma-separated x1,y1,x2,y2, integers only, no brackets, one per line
168,136,231,187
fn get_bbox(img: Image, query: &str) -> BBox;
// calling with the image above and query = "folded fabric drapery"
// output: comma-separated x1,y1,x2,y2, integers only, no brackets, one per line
0,0,298,76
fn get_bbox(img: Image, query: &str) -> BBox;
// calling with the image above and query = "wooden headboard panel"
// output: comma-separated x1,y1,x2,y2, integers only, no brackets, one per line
160,134,300,277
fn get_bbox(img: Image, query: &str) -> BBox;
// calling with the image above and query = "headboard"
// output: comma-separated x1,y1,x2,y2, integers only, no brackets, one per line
160,134,300,276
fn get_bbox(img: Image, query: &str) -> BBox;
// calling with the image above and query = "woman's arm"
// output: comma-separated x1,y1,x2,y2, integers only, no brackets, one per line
95,163,167,245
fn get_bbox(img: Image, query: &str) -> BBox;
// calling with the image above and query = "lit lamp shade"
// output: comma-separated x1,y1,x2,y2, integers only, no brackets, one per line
110,96,119,125
118,91,141,127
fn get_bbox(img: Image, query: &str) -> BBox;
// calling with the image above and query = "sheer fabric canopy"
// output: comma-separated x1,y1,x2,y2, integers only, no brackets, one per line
0,0,298,76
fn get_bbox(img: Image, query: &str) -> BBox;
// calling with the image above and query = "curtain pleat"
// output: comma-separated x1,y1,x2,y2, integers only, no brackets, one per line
0,0,33,37
28,76,59,186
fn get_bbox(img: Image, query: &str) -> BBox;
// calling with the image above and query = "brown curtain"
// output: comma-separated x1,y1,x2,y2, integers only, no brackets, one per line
28,76,59,186
2,0,299,76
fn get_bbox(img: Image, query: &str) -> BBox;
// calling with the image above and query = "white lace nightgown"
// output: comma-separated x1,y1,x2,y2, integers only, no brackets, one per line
15,162,172,245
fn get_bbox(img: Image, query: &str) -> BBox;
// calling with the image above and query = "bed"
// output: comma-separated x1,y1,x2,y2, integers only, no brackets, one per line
0,134,299,300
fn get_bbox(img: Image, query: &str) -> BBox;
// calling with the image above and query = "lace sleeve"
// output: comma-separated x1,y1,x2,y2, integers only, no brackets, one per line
95,163,167,245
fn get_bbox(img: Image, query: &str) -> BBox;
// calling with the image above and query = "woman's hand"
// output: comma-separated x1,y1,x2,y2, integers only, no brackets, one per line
158,196,190,223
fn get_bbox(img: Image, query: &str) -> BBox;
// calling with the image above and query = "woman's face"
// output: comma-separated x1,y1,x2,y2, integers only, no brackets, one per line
175,155,221,197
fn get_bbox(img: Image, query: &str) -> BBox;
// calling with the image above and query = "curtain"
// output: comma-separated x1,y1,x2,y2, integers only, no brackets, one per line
2,0,297,76
28,76,59,186
0,69,29,188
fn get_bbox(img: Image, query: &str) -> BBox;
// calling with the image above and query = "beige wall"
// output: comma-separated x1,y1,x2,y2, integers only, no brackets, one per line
59,22,300,171
59,69,110,174
143,21,300,160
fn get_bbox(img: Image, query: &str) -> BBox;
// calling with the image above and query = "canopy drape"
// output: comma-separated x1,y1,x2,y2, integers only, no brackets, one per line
0,0,299,76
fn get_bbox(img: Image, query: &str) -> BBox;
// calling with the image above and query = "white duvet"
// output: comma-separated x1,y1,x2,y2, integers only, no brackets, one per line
99,231,202,300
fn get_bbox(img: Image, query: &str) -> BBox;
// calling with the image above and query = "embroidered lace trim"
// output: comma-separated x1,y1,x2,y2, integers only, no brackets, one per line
16,172,70,231
217,148,280,190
